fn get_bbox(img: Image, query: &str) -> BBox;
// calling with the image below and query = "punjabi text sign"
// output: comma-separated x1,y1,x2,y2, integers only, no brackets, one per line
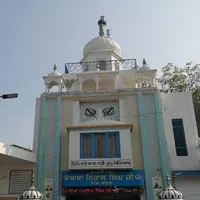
62,170,144,187
62,187,144,195
70,159,132,169
9,170,33,194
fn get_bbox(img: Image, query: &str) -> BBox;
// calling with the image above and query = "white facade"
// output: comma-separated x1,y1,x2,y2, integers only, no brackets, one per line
161,92,200,200
175,177,200,200
68,94,133,170
0,142,36,198
68,126,133,170
161,92,200,170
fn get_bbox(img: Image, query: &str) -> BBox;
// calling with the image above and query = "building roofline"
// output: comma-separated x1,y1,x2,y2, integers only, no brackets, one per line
0,141,36,163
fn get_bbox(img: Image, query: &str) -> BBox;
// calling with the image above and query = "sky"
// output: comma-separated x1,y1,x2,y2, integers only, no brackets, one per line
0,0,200,148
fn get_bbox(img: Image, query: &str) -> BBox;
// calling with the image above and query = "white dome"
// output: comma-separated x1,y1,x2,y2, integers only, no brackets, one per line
139,58,151,71
139,65,150,71
48,71,61,77
157,174,183,200
157,187,183,200
48,64,61,77
83,36,121,57
19,185,44,200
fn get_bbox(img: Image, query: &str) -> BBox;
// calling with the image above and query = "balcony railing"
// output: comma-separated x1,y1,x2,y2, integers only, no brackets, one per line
64,58,138,73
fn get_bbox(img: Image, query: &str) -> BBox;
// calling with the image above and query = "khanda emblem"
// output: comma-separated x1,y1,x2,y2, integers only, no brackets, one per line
84,108,96,117
134,174,142,180
103,107,115,117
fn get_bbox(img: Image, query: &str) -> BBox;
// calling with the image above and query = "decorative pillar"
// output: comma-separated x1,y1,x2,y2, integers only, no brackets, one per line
78,78,83,91
154,92,169,187
58,83,62,92
95,76,99,90
137,80,141,88
54,97,61,200
45,84,49,92
138,93,154,200
37,98,46,193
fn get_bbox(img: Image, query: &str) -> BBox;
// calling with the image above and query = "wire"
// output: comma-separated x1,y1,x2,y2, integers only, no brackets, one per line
184,194,200,198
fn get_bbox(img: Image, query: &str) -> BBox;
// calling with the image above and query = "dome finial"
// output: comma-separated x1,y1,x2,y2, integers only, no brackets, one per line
166,173,172,187
106,29,111,38
31,173,35,185
142,58,147,66
19,173,44,200
53,64,57,71
98,16,106,36
156,173,184,200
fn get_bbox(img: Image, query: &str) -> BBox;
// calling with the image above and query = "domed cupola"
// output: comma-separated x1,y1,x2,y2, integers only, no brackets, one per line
157,174,184,200
82,16,121,59
139,58,151,71
19,175,44,200
83,36,121,57
48,64,61,77
43,64,65,92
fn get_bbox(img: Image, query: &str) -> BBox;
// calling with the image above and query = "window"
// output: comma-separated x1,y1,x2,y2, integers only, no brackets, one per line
80,132,120,158
172,119,188,156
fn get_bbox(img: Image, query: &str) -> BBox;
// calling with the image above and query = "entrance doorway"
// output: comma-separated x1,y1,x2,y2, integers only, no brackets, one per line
66,194,140,200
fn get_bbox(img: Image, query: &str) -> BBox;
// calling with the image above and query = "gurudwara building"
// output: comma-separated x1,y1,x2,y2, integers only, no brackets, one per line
1,16,197,200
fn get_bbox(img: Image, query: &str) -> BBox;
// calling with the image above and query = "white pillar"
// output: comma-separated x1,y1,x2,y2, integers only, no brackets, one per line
58,84,62,92
61,195,66,200
78,78,83,91
137,80,141,88
95,76,99,90
45,84,49,92
140,192,146,200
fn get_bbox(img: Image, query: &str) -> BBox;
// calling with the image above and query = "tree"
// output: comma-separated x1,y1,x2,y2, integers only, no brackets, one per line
156,62,200,135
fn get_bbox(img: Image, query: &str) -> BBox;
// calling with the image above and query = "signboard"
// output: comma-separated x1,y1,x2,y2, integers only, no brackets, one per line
62,187,144,195
62,170,144,187
44,179,54,200
9,170,33,194
70,159,132,169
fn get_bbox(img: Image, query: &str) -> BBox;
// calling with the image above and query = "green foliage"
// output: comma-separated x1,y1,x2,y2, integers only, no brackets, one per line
156,62,200,135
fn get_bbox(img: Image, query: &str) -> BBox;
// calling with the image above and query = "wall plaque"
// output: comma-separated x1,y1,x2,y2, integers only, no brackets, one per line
44,179,54,200
9,170,33,194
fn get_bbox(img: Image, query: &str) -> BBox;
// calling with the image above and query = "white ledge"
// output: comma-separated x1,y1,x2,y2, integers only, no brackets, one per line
0,142,37,163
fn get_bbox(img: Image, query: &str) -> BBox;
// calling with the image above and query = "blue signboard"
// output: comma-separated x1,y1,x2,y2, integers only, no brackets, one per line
62,170,144,187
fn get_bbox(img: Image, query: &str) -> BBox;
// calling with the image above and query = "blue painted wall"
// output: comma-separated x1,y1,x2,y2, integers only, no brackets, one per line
37,98,46,192
154,92,169,186
44,99,57,178
54,97,61,200
142,94,162,179
138,93,154,200
37,97,61,200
